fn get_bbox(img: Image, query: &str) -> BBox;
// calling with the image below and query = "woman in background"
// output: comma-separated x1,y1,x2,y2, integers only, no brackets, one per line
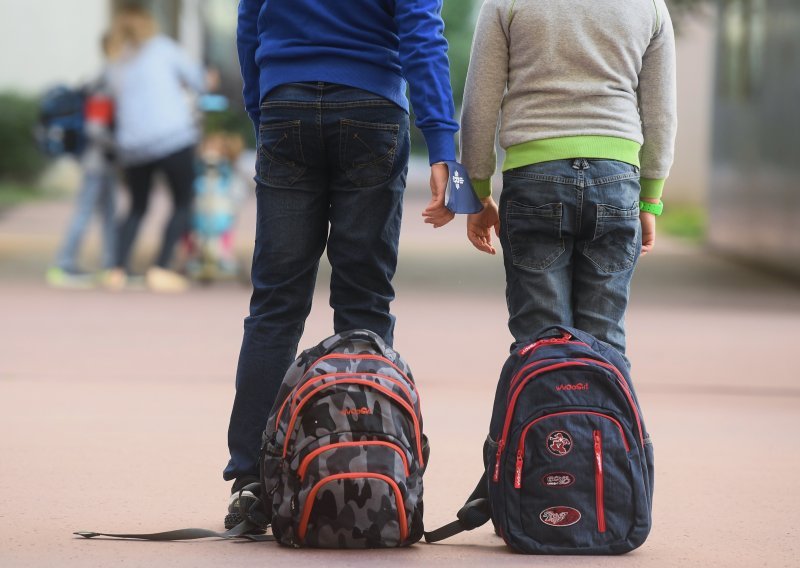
106,5,206,292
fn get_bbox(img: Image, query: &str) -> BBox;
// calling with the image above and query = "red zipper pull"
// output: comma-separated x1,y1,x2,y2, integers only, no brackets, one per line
594,430,602,470
514,450,524,489
521,331,574,355
492,439,505,482
545,331,572,344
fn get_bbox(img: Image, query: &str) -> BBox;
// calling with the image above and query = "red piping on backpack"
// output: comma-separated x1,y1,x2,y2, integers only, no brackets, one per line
513,411,629,489
297,440,410,480
284,377,424,466
276,371,418,431
575,358,645,447
277,353,420,428
493,361,590,482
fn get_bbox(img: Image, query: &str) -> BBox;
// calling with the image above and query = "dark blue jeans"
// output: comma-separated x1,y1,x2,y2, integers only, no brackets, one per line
224,82,410,481
499,159,642,358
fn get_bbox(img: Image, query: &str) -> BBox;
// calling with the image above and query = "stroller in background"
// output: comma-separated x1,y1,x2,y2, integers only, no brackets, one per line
185,95,247,283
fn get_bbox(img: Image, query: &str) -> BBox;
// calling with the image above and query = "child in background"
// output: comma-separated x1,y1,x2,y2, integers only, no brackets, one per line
186,132,246,281
460,0,677,359
47,32,122,288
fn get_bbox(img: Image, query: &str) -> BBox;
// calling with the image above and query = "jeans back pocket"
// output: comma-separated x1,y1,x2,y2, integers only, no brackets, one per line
339,119,399,188
583,203,640,273
505,201,565,270
258,120,305,188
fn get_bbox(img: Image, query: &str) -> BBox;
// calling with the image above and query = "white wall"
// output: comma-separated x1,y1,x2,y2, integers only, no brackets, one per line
0,0,111,94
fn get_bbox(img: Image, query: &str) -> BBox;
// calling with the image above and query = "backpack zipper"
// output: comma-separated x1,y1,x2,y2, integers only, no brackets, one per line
512,411,629,489
283,377,424,466
517,331,579,357
574,358,644,447
594,429,606,533
278,353,419,429
275,371,418,431
297,440,410,481
495,358,645,482
494,361,589,482
297,472,408,544
302,353,416,392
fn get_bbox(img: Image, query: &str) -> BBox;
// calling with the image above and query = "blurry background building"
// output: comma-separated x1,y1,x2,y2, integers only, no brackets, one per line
709,0,800,277
0,0,798,278
0,0,237,94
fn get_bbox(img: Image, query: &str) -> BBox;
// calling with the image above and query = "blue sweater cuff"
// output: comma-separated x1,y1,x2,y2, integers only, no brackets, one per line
249,111,260,139
423,128,457,164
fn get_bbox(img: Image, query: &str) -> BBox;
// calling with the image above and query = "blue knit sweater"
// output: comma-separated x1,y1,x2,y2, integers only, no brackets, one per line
237,0,458,164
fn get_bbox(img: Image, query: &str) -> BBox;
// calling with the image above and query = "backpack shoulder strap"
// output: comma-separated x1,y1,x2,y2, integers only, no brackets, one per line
424,472,492,543
75,482,274,542
74,518,274,541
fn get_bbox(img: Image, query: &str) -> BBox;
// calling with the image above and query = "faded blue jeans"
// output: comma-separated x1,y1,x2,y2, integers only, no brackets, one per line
224,82,410,481
499,159,642,358
56,166,117,271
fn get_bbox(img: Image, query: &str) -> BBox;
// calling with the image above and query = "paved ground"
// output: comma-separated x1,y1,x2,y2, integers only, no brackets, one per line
1,188,799,567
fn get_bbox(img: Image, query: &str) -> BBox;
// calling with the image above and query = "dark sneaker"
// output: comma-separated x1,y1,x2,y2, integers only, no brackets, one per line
225,476,260,530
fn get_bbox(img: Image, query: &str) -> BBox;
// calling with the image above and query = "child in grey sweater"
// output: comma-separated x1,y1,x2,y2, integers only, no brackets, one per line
461,0,677,357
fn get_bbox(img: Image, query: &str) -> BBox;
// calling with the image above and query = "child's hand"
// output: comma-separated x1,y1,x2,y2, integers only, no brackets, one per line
640,208,657,256
467,197,500,255
422,163,455,228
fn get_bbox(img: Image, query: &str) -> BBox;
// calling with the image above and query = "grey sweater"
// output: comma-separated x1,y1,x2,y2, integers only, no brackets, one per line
460,0,677,199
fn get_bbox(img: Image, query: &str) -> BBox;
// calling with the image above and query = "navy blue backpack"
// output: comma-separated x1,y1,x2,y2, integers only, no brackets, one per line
36,85,88,157
425,326,654,554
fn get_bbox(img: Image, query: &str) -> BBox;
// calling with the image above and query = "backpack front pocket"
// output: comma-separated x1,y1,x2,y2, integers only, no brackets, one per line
298,473,408,548
508,411,644,550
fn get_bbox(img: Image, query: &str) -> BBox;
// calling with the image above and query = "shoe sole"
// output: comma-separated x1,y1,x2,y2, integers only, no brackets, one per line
226,489,257,529
224,512,243,530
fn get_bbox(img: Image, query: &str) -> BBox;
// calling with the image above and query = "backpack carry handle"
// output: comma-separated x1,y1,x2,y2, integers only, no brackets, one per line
324,329,394,358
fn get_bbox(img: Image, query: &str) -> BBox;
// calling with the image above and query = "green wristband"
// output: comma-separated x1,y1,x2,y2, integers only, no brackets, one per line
639,200,663,216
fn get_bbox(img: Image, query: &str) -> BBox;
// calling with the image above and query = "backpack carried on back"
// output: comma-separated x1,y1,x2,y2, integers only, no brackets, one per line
36,85,88,157
425,326,654,555
256,329,427,548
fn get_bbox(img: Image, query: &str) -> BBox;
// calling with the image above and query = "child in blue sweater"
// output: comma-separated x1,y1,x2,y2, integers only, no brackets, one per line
226,0,458,526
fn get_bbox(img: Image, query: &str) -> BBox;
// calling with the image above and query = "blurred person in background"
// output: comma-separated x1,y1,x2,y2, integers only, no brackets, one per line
461,0,677,361
46,31,123,289
224,0,458,527
105,5,206,293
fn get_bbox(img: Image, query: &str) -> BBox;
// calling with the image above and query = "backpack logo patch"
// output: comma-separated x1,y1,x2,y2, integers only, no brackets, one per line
340,406,372,416
540,506,581,527
547,431,573,456
541,472,576,488
556,383,589,392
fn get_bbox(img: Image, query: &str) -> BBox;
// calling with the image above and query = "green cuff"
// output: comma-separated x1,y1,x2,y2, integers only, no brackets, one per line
472,178,492,199
640,178,665,199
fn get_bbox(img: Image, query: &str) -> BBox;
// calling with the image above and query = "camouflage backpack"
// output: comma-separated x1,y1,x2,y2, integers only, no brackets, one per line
73,329,427,546
255,329,428,548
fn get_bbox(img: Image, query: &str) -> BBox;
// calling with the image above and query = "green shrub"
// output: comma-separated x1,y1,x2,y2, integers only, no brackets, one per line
204,107,256,148
659,203,708,242
0,92,46,183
